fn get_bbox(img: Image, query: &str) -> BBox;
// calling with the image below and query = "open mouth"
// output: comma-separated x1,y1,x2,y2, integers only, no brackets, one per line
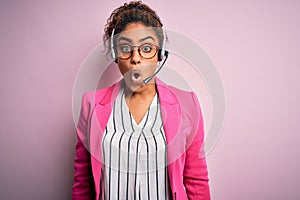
131,71,142,81
133,72,140,79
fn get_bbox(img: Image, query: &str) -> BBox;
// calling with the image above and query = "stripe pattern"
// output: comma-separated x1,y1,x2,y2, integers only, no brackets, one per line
100,85,170,200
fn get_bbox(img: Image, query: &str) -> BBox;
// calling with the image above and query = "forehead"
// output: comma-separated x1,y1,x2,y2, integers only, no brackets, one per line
116,23,159,44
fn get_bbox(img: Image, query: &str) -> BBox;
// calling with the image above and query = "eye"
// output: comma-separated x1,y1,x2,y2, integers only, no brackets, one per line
120,45,131,53
141,44,153,52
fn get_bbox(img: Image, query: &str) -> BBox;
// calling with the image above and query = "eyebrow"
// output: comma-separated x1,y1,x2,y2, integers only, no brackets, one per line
118,36,155,43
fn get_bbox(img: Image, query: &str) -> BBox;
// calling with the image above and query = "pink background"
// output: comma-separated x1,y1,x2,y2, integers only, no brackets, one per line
1,0,300,199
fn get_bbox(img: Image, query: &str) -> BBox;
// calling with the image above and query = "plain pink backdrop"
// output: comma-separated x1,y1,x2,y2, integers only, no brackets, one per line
1,0,299,199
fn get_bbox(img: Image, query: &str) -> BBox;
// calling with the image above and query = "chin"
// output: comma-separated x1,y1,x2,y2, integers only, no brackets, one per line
124,79,142,92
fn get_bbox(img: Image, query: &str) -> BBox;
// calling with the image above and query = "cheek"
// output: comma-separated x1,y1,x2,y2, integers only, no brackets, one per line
147,63,158,73
117,62,128,75
147,59,159,72
117,58,159,76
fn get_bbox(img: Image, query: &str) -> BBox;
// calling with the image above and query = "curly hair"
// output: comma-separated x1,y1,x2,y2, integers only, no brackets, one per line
103,1,164,52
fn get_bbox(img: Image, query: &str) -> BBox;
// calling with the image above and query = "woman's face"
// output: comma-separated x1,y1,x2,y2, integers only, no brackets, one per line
116,22,160,93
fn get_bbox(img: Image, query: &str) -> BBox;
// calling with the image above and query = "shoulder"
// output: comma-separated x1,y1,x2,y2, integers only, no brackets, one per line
168,85,201,116
157,78,202,124
168,84,195,98
156,78,199,107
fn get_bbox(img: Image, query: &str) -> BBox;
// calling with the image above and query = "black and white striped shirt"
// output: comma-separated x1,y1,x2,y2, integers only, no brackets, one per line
100,85,171,200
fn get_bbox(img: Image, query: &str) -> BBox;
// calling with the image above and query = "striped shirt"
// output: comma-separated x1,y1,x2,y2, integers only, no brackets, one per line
99,84,171,200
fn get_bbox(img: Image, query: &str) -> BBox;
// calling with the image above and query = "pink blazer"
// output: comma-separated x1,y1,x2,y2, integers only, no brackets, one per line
72,78,210,200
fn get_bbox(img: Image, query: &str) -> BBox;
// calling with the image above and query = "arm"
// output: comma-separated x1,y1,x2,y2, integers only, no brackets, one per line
183,92,210,200
72,93,95,200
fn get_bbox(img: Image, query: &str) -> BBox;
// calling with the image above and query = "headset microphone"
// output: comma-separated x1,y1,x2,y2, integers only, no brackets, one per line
143,50,169,84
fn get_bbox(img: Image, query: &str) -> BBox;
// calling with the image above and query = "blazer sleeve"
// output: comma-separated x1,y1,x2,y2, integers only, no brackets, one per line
72,93,96,200
183,92,211,200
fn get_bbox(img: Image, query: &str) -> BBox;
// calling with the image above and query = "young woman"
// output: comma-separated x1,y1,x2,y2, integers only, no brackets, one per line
72,1,210,200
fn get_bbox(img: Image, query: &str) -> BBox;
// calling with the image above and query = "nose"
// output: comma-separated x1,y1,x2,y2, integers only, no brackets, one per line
130,47,141,65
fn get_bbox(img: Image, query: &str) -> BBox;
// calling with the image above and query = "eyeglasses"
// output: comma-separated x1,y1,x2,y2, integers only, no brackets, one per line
115,43,159,60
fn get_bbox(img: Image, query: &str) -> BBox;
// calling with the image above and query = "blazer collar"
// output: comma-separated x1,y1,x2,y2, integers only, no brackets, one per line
98,79,123,106
155,77,178,105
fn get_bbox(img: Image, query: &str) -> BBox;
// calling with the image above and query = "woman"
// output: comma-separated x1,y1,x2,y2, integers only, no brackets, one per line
72,1,210,200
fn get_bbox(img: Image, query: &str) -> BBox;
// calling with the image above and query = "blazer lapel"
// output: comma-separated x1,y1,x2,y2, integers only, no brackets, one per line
89,80,122,195
156,78,192,196
156,77,181,145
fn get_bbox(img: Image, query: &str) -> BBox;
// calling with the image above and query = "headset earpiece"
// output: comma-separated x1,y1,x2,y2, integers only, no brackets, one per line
158,27,166,61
